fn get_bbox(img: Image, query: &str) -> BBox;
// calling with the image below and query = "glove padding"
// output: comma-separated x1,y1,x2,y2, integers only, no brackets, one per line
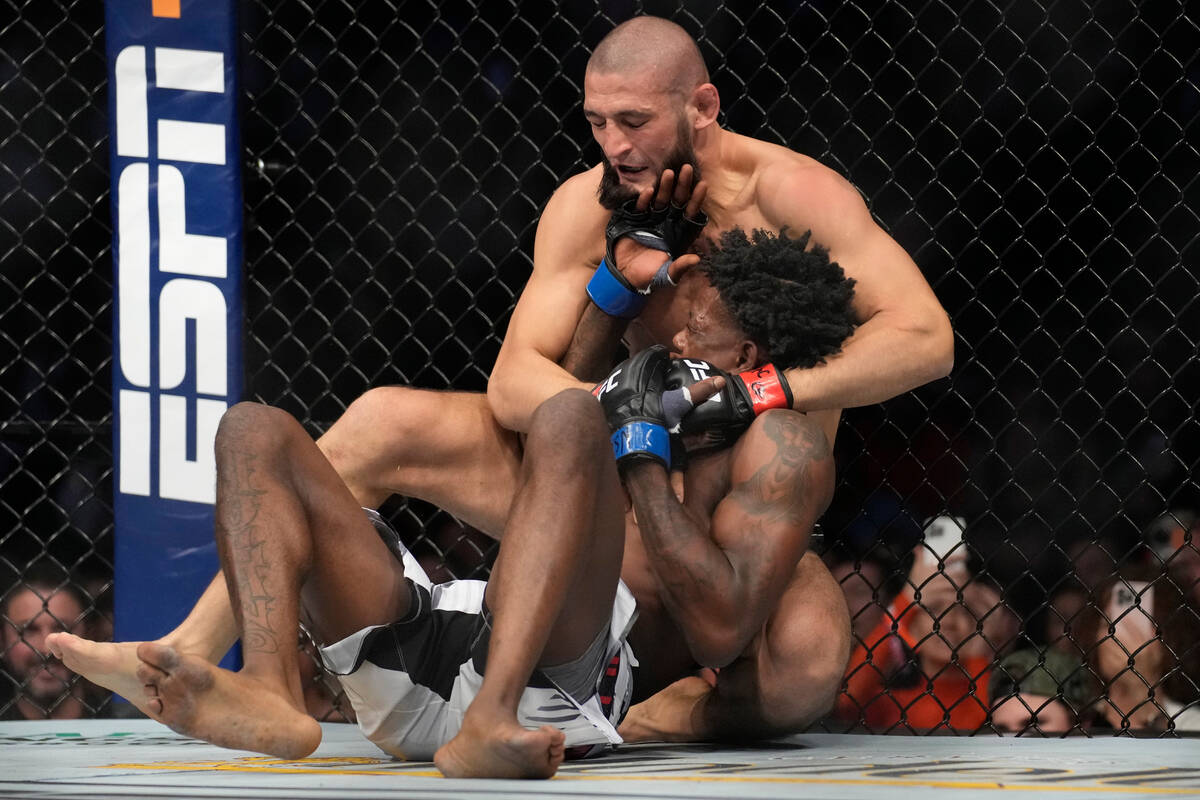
667,358,794,456
594,345,692,471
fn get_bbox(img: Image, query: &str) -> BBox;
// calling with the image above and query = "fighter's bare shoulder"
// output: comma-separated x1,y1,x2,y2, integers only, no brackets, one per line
543,165,608,225
753,150,868,233
734,408,832,470
533,164,610,275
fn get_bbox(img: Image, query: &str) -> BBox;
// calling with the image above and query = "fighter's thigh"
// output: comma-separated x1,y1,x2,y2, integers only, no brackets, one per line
294,453,413,645
742,552,852,723
216,402,411,644
318,387,522,536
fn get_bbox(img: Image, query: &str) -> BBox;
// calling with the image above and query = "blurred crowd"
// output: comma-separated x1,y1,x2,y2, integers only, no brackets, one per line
824,508,1200,735
7,505,1198,737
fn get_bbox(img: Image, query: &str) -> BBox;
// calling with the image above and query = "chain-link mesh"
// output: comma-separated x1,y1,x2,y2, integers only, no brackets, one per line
2,0,1197,734
1,0,114,718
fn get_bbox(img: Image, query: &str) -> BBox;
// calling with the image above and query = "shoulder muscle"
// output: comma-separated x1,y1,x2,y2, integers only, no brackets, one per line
532,165,608,275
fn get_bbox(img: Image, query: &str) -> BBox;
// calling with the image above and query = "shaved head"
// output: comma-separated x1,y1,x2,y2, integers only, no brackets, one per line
587,16,709,96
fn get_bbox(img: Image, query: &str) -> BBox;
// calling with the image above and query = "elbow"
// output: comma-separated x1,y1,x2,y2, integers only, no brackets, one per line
906,306,954,382
687,624,750,669
928,310,955,379
486,373,522,432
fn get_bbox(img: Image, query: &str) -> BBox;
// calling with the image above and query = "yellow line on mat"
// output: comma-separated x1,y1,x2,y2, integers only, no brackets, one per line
97,761,1200,793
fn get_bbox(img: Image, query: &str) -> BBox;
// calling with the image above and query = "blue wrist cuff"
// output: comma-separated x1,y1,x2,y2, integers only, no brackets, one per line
611,421,670,466
587,258,648,319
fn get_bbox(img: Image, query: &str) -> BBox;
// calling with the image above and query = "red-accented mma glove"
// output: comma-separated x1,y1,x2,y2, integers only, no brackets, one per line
665,358,794,455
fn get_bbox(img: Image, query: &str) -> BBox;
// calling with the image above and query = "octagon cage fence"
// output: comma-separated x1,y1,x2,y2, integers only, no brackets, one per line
2,0,1198,737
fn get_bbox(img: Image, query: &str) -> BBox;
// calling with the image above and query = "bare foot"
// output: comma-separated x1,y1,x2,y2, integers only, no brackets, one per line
617,674,713,743
47,633,161,717
434,711,565,779
136,642,321,759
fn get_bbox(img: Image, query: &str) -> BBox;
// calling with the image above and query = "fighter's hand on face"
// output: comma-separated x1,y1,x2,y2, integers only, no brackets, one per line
586,166,708,319
592,345,724,474
612,166,708,288
666,357,794,457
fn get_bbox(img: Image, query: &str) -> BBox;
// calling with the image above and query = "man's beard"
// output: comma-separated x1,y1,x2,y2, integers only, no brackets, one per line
597,121,701,210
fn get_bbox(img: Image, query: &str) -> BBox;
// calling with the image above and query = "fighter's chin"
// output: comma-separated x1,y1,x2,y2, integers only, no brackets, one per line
597,169,640,210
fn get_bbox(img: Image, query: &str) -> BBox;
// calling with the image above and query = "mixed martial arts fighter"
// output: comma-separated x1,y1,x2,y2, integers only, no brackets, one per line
50,220,859,777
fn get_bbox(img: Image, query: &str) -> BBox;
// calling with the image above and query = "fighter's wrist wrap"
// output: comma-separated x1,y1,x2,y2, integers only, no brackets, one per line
594,345,675,471
737,363,793,414
590,197,707,319
609,420,671,466
587,258,648,319
668,359,794,457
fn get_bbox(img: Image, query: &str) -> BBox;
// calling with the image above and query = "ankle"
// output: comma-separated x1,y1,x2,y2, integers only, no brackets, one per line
159,631,231,664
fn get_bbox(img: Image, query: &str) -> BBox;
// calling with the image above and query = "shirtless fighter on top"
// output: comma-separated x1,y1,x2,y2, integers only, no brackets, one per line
48,14,951,776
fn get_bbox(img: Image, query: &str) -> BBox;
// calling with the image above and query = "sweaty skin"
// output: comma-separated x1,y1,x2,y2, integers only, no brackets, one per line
489,21,953,444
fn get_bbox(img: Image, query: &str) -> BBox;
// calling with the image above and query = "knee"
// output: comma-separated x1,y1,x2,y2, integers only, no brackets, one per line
758,597,852,732
327,387,414,442
526,389,609,461
216,402,299,457
319,386,425,469
762,640,848,733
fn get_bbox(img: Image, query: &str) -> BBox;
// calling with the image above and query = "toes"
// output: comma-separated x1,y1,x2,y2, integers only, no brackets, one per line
137,641,180,671
135,660,165,686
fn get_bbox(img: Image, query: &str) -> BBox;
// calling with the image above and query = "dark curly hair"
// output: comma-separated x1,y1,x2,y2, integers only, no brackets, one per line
698,227,857,370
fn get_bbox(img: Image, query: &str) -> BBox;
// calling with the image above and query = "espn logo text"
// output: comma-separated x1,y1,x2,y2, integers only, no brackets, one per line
114,44,231,504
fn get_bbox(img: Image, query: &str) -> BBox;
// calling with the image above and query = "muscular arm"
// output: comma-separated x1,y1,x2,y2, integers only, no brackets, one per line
559,296,630,383
760,165,954,410
625,410,834,667
488,173,604,431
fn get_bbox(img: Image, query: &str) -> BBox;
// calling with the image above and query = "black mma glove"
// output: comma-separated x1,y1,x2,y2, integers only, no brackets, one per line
586,200,709,319
593,345,699,471
666,358,794,456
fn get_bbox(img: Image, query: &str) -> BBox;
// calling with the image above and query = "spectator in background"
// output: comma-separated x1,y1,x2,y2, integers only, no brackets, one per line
1,562,96,720
1146,510,1199,605
1087,575,1167,731
895,560,992,730
1043,576,1092,659
1065,538,1122,591
1160,553,1200,732
1084,511,1200,732
829,514,1020,731
825,541,916,730
887,516,1019,731
988,648,1098,734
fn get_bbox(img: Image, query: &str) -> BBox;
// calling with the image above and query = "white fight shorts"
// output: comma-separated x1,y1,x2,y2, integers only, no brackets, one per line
320,509,639,761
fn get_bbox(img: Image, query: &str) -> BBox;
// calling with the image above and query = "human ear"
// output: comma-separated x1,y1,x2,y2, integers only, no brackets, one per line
692,84,720,129
737,340,760,370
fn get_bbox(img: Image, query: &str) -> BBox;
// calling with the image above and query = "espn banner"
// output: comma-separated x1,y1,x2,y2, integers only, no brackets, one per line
107,0,243,656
